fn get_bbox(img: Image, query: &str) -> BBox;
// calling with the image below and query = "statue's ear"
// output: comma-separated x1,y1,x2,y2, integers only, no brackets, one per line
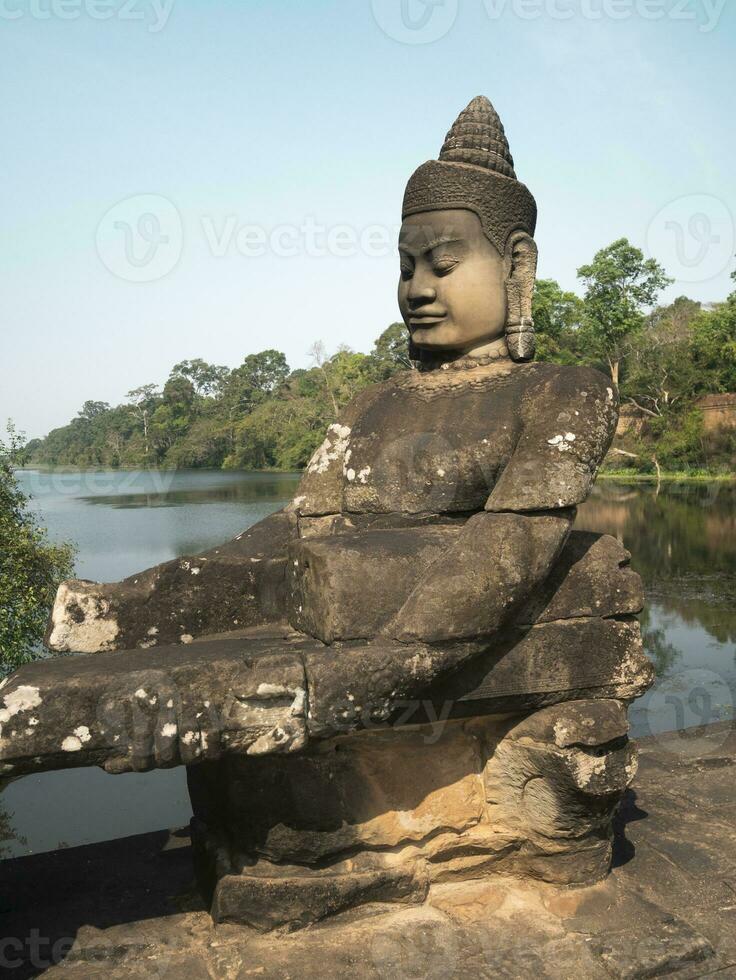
504,232,538,361
504,232,538,322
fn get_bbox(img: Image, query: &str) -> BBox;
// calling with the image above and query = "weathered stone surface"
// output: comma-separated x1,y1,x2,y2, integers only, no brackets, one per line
516,530,643,624
1,614,651,778
378,510,575,643
433,616,653,715
289,527,644,645
185,705,640,919
0,633,309,777
190,720,490,867
484,701,637,883
44,510,296,653
287,525,460,642
212,866,428,931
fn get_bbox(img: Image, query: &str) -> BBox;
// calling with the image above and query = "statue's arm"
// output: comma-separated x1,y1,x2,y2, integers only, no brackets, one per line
384,367,619,645
44,384,384,655
45,508,298,653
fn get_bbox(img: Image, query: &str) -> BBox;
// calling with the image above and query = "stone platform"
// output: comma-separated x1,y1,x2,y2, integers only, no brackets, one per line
2,722,735,979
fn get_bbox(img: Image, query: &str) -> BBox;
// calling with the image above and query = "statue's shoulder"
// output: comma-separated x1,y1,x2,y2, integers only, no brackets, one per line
516,362,617,405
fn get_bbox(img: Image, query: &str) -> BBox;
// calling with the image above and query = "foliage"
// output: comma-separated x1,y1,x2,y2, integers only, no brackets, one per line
0,425,75,674
532,280,584,364
576,239,672,384
30,330,411,472
25,246,736,477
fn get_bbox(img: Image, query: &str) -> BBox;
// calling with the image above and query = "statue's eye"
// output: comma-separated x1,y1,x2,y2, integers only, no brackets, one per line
400,263,414,281
432,257,458,275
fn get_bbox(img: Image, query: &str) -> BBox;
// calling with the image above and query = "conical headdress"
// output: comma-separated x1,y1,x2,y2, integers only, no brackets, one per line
402,96,536,255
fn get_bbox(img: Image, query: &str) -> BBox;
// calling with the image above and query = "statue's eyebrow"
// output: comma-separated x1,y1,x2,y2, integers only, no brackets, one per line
398,236,464,256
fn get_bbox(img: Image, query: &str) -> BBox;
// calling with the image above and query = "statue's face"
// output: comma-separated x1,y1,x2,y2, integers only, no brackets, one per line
398,209,507,353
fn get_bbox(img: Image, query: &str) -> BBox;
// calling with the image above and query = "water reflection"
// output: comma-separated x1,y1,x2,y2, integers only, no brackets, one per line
578,481,736,647
79,474,302,509
578,481,736,740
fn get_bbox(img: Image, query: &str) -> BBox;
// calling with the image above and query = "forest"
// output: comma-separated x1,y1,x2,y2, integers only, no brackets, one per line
27,239,736,477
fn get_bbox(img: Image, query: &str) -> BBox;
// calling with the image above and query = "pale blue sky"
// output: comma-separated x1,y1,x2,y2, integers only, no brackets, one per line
2,0,734,438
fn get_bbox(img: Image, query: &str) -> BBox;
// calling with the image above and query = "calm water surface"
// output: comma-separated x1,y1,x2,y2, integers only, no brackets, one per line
1,471,734,858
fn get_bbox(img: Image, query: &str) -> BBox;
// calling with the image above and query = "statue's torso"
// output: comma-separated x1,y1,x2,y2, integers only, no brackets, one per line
341,370,522,514
294,362,618,522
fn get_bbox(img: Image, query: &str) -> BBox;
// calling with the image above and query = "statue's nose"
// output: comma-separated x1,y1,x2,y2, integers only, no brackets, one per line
408,282,437,307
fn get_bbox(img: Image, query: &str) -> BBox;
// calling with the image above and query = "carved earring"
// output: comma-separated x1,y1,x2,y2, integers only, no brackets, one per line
506,317,535,362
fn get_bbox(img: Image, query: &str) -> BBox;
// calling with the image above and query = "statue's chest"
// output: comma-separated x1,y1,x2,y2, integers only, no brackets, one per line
341,384,520,513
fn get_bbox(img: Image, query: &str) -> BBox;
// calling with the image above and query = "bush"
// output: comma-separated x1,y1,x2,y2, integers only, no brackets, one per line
0,426,75,675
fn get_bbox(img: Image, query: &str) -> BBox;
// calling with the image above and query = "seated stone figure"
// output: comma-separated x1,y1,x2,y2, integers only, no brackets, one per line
1,98,652,930
47,96,617,656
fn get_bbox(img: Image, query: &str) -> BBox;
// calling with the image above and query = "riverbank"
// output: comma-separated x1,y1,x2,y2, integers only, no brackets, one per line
2,721,734,978
600,470,735,483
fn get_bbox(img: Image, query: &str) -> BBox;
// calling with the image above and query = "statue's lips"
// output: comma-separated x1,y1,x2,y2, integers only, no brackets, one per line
409,313,446,327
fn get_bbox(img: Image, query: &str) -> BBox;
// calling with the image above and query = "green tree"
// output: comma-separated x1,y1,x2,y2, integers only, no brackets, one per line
623,297,701,418
367,323,413,379
126,384,160,463
169,359,230,397
0,426,75,674
532,279,584,364
78,400,111,422
577,239,672,385
689,289,736,395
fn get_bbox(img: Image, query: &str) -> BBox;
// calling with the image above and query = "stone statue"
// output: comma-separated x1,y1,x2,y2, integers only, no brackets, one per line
0,97,653,931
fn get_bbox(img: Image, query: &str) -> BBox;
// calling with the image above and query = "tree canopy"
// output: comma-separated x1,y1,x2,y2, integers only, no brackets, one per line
1,426,75,674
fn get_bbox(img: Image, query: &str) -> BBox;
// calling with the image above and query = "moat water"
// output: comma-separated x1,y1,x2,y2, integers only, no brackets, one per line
2,471,735,858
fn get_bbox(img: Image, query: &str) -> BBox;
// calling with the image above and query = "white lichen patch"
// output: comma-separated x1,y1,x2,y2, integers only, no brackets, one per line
160,723,177,738
182,731,198,745
255,683,292,698
307,423,351,475
74,726,92,744
190,567,201,576
569,751,609,788
61,735,83,752
134,689,148,699
436,468,446,477
166,699,174,709
180,634,194,644
147,627,159,636
0,685,42,728
47,581,120,654
547,433,577,453
346,468,356,482
291,687,306,717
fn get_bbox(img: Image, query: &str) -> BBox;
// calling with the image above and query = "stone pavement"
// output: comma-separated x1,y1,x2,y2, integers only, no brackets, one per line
1,721,735,979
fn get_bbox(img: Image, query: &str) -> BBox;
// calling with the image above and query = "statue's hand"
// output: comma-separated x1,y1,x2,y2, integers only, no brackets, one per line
99,658,309,774
99,675,225,774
